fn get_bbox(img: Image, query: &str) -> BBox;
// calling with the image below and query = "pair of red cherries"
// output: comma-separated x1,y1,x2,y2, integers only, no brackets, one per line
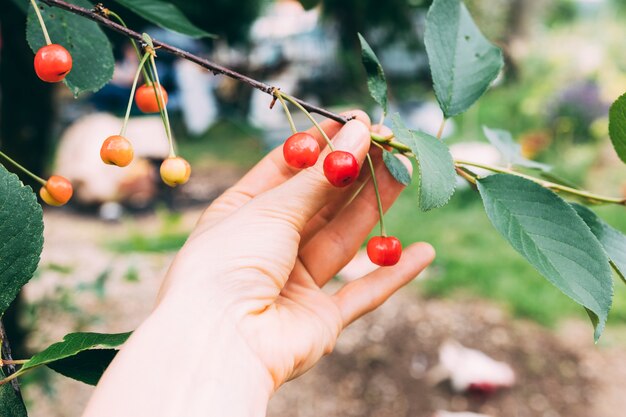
282,132,402,267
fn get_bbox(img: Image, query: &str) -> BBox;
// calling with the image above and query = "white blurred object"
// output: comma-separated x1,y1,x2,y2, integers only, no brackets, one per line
250,1,318,40
405,102,455,138
55,113,169,204
175,59,217,135
429,340,515,394
98,201,124,221
449,142,502,189
248,74,298,130
432,412,492,417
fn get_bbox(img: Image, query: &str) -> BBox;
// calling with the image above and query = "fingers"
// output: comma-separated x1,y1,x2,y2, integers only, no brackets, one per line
242,118,372,233
299,124,393,245
332,243,435,328
300,145,412,286
196,110,370,230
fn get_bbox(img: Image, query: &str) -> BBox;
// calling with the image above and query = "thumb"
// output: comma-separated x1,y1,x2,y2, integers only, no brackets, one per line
244,119,372,232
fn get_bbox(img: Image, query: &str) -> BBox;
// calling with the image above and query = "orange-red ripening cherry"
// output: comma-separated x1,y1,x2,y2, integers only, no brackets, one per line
323,150,359,187
34,44,73,83
135,83,168,113
367,236,402,267
39,175,73,206
283,132,320,169
100,135,134,167
160,157,191,187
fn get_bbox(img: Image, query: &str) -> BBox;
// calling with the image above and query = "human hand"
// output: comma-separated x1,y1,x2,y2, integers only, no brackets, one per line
84,111,435,417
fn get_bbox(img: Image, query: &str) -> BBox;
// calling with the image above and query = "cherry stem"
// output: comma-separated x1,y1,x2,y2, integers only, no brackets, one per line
275,92,297,135
120,52,150,137
106,10,152,84
30,0,52,45
148,54,175,157
436,118,447,140
1,359,28,366
366,153,386,236
0,151,46,185
455,159,626,205
277,91,335,151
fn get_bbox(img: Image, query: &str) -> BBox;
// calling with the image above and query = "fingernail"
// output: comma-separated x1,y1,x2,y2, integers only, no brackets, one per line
332,120,368,151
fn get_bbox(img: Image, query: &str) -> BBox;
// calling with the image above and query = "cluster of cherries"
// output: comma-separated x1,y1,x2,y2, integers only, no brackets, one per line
29,22,402,267
282,131,402,267
32,42,190,207
99,83,191,187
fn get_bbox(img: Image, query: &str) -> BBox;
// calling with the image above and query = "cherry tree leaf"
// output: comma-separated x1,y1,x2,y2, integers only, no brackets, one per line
20,332,131,385
608,92,626,164
113,0,216,38
483,126,551,171
358,33,388,114
0,164,43,316
572,204,626,281
391,114,455,211
425,0,503,118
477,174,613,341
383,150,411,186
27,0,115,96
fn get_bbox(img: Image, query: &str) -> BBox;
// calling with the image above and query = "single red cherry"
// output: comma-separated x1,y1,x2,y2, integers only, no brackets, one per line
135,83,168,113
100,135,134,167
34,44,73,83
323,150,359,187
160,156,191,187
40,175,73,206
283,132,320,169
367,236,402,266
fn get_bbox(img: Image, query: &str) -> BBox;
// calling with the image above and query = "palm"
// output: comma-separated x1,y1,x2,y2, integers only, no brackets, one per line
158,113,434,390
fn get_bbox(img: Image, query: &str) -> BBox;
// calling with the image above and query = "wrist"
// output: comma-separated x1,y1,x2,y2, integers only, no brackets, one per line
85,299,273,417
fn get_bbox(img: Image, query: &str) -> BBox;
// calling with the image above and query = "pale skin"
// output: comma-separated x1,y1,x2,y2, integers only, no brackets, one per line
82,111,435,417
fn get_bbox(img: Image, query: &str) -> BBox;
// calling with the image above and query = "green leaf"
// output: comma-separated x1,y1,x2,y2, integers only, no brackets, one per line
608,92,626,164
47,349,119,385
391,114,456,211
358,33,388,114
424,0,504,118
20,332,131,384
298,0,320,10
383,150,411,186
482,126,551,171
0,164,44,316
27,0,115,96
477,174,613,341
572,203,626,281
0,368,27,417
113,0,216,38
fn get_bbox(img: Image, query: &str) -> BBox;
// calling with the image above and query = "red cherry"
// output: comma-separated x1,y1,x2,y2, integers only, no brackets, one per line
283,132,320,169
135,83,168,113
34,44,73,83
367,236,402,266
323,151,359,187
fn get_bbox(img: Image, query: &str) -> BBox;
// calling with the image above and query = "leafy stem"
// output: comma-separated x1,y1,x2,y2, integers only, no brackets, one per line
277,91,334,151
30,0,52,45
275,92,297,135
0,151,46,185
105,9,153,84
455,159,626,205
120,52,151,137
366,154,386,236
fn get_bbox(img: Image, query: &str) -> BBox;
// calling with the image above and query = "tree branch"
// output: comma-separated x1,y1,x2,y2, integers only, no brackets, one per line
0,321,23,397
38,0,350,125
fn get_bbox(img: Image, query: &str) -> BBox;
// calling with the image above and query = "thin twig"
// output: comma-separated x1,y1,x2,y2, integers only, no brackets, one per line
39,0,350,125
